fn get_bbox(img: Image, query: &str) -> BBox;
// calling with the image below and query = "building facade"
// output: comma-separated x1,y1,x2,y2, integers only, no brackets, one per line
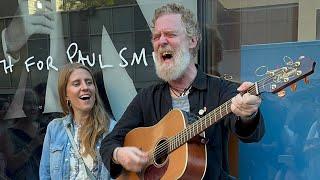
0,0,319,179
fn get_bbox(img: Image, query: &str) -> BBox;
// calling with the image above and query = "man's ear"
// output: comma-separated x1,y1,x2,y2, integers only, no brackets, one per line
189,36,198,49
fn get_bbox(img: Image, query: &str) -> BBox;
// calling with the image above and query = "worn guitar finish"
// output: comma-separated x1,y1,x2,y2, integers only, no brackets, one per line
117,57,316,180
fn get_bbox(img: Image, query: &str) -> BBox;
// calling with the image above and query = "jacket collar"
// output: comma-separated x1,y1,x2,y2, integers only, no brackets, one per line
62,113,73,128
62,113,109,137
191,66,207,90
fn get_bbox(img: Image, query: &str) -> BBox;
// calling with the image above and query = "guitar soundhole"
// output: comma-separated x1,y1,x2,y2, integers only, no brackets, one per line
154,139,169,166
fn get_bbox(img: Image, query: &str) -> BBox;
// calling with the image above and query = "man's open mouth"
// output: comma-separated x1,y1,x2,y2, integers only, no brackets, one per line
161,51,173,61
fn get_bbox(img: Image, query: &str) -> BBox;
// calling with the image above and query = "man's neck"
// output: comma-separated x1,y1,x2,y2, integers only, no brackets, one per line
168,63,197,92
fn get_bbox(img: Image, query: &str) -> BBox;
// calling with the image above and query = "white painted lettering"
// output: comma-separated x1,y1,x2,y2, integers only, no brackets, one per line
37,61,44,70
46,56,58,71
4,42,152,74
152,51,156,63
99,54,113,68
87,53,96,67
131,48,147,66
119,47,128,67
66,42,78,63
0,56,14,74
77,50,88,65
25,56,35,72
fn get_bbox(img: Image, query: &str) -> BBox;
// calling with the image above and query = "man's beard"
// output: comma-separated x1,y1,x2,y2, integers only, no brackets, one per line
154,46,191,82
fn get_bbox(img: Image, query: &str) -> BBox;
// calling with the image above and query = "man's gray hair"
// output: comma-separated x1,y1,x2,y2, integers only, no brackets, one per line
152,3,201,58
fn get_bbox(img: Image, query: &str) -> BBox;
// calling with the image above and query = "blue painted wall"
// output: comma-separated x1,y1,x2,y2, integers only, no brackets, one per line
240,41,320,180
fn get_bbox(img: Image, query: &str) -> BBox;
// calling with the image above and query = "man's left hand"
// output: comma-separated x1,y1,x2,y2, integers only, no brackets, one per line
231,82,261,119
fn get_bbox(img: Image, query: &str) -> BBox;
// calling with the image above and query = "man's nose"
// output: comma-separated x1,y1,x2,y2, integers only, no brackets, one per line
159,34,168,45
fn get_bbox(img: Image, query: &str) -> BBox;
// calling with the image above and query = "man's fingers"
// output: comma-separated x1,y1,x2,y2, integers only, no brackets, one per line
29,14,54,28
242,93,261,105
132,147,148,164
118,147,148,172
231,92,261,117
33,8,54,21
27,15,54,35
43,0,54,11
237,82,254,91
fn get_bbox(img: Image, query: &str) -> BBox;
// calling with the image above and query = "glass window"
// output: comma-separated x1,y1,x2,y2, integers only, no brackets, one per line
0,1,318,179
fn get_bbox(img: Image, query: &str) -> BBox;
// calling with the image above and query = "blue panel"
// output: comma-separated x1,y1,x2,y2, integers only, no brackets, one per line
240,41,320,180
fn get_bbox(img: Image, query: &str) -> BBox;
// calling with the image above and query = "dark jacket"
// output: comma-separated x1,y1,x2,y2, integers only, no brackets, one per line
100,70,265,180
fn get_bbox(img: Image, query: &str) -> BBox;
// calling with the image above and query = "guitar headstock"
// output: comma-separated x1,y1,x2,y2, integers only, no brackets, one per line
257,56,316,95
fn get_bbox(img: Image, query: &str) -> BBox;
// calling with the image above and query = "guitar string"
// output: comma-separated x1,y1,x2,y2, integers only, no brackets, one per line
148,90,252,161
149,75,279,161
150,79,270,161
148,68,294,161
149,91,257,161
149,77,269,160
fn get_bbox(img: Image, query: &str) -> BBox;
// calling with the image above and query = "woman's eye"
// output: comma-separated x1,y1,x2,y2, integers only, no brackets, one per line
87,80,93,85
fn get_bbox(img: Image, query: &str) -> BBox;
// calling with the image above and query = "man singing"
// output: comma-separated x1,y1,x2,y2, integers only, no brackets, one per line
100,3,264,179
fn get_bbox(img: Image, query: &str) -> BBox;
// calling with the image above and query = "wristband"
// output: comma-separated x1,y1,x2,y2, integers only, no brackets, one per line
112,147,120,164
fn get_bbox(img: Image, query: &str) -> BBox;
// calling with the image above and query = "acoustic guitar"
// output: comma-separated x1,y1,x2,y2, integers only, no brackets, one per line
118,57,316,180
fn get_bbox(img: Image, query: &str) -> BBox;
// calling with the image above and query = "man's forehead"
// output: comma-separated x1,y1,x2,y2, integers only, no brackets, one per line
153,29,179,34
154,14,184,31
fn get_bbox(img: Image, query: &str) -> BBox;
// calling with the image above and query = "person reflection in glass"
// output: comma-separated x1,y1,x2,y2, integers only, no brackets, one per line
2,88,44,180
0,98,10,179
303,104,320,180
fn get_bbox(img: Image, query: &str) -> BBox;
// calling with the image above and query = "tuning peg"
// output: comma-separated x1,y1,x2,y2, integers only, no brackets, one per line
290,83,297,92
277,90,286,97
304,77,310,84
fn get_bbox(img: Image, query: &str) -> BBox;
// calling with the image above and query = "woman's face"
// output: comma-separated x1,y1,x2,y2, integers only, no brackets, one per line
66,68,96,115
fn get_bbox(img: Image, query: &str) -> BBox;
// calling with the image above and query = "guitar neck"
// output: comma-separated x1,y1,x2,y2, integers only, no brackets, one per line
168,83,258,152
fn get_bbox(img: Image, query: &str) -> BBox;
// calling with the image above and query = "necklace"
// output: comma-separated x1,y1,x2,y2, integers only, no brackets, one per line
170,84,192,97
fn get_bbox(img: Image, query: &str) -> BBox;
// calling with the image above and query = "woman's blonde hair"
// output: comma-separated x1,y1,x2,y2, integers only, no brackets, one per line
58,63,109,159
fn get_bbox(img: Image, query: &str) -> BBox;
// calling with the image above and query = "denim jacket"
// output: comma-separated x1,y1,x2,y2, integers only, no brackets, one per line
39,114,116,180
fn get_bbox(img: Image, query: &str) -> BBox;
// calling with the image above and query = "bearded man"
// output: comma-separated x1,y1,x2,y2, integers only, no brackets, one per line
100,3,265,180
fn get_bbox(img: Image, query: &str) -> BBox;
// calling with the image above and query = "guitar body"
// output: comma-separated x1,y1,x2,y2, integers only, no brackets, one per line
117,109,207,180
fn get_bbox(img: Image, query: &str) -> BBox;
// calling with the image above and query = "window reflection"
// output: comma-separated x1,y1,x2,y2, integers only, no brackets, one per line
0,0,318,179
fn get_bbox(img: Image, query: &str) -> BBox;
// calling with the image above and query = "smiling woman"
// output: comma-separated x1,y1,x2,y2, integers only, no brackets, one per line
65,67,96,120
39,63,114,179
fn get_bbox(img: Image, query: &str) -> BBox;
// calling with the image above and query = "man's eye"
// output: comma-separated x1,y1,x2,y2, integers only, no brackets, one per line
152,36,160,41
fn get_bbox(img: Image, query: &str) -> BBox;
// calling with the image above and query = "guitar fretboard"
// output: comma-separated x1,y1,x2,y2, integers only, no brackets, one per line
168,84,258,152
